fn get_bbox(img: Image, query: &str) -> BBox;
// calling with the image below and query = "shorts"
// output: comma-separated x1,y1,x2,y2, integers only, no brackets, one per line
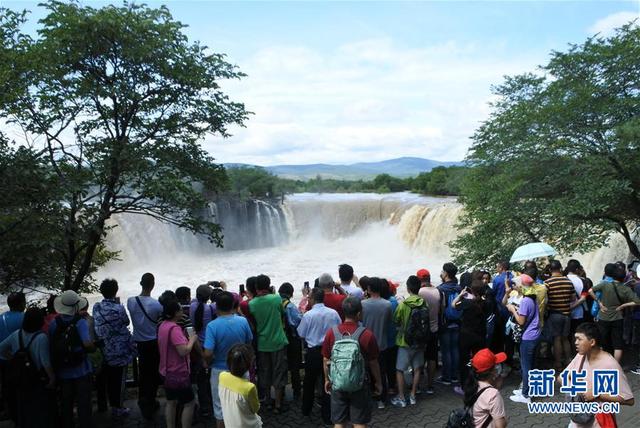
547,312,570,338
330,384,372,425
424,333,438,362
257,347,288,389
597,319,624,351
165,386,195,404
396,346,425,371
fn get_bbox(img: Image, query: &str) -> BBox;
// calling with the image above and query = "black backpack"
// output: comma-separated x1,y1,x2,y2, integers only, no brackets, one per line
51,315,85,369
405,304,431,347
445,386,493,428
6,330,45,389
281,299,299,339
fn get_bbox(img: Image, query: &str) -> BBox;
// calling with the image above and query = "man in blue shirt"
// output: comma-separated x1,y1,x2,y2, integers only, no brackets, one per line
49,290,95,428
297,287,341,425
279,282,303,399
126,272,162,419
0,291,26,422
203,291,253,428
0,292,26,343
491,261,512,357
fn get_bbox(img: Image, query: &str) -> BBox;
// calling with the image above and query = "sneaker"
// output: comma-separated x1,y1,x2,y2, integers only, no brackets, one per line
435,376,451,386
390,396,407,408
425,387,435,395
509,394,531,404
451,378,460,384
630,366,640,375
453,386,464,396
409,395,417,405
377,400,386,409
512,389,522,397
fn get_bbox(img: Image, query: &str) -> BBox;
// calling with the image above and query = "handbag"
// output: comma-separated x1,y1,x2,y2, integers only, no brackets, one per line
568,355,595,425
161,325,191,390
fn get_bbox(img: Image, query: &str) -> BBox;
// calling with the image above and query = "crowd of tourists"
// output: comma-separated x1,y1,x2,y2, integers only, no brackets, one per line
0,260,639,428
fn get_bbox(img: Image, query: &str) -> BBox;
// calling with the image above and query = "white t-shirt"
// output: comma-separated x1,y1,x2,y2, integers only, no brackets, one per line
341,283,364,299
567,274,584,319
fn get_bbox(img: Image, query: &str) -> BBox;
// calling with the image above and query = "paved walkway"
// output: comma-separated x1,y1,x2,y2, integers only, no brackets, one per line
1,365,638,427
86,368,640,428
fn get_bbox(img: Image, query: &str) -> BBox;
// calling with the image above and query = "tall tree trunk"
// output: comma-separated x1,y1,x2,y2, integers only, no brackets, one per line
617,221,640,260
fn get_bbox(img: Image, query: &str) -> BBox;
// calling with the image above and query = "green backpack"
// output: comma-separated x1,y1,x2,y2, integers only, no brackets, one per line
329,326,366,392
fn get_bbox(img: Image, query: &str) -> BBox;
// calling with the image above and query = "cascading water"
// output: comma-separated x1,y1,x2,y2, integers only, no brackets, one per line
99,192,634,301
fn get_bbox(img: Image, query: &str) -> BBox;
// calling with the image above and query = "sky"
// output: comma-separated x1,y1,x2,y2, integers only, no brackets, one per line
3,0,640,166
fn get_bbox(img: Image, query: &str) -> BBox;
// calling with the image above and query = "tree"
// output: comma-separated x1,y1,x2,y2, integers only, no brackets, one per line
0,2,249,291
452,23,640,268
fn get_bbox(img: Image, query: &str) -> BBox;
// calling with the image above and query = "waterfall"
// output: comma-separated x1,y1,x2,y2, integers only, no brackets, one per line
103,193,635,283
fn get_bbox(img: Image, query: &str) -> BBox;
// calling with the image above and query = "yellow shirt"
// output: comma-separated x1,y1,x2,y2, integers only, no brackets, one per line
219,371,262,428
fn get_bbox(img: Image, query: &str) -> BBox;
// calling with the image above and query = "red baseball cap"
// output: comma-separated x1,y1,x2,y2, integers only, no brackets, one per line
416,268,431,279
471,348,507,373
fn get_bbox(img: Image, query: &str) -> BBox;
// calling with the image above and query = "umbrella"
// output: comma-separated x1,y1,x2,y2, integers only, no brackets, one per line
510,242,557,263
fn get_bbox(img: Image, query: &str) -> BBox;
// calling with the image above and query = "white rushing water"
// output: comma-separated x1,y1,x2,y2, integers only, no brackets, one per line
99,192,631,303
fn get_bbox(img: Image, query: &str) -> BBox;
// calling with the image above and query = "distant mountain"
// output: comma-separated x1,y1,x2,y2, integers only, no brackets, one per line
226,157,461,180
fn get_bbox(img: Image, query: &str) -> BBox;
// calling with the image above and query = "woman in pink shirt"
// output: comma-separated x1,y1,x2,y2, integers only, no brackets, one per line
158,301,198,428
464,348,508,428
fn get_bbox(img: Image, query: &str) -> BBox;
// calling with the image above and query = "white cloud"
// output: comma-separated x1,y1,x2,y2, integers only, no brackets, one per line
208,38,541,166
588,11,639,37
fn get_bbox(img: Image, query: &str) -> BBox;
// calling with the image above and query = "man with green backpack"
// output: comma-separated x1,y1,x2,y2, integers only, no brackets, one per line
322,297,382,428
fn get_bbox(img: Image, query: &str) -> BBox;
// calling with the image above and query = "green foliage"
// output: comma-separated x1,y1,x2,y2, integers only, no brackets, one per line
0,1,248,291
452,23,640,269
226,165,468,197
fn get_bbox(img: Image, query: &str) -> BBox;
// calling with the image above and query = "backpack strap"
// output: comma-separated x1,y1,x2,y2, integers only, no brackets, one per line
350,326,366,342
19,329,41,353
136,296,157,324
332,325,343,341
469,386,493,407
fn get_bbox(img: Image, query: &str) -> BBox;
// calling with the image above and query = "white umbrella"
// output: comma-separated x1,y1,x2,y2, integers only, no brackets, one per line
510,242,557,263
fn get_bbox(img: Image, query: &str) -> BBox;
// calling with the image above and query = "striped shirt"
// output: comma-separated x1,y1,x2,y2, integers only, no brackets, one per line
544,275,576,316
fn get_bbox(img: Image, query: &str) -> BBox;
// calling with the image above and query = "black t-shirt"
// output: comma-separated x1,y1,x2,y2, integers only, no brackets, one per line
459,298,492,337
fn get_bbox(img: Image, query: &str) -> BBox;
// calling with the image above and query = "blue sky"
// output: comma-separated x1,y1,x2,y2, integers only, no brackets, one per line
4,1,640,165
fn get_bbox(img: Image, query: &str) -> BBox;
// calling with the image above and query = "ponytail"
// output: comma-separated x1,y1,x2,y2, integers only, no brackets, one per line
194,297,205,332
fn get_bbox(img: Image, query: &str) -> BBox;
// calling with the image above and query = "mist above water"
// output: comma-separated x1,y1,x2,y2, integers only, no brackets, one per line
99,192,629,304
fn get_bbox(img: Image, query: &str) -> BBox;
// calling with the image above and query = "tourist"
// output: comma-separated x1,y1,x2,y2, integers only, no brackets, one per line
438,262,462,386
93,279,136,418
565,259,586,338
338,263,364,299
453,278,493,394
322,297,382,428
191,284,215,418
391,275,427,407
298,287,341,424
203,291,253,428
126,272,163,418
42,294,58,333
589,263,640,362
506,275,540,404
313,272,347,319
49,290,95,428
248,274,289,414
361,277,393,407
563,322,634,428
278,282,303,399
158,300,198,428
417,268,440,395
239,276,257,322
0,291,26,421
176,286,192,316
0,307,55,427
381,279,399,395
219,343,262,428
544,260,577,372
491,261,512,356
463,348,507,428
